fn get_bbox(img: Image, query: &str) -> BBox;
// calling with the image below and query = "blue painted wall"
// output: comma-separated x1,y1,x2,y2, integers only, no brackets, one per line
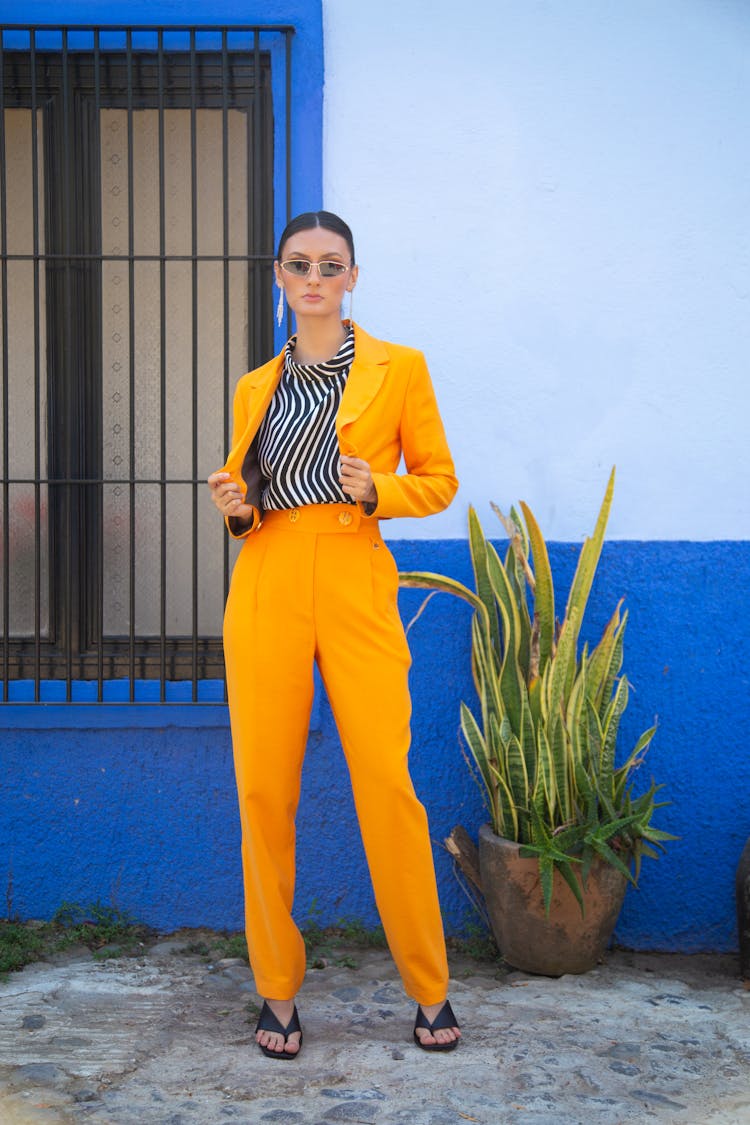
3,1,748,959
3,538,749,952
1,0,324,245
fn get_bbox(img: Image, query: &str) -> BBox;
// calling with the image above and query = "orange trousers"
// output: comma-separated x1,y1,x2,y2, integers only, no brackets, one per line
223,502,449,1006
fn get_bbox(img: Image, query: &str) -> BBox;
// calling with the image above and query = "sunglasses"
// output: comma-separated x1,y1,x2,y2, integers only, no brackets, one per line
280,259,351,278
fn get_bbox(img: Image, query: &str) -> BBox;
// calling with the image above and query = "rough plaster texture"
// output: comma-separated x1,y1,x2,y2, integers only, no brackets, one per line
3,539,749,952
322,0,750,540
1,0,748,957
8,0,750,544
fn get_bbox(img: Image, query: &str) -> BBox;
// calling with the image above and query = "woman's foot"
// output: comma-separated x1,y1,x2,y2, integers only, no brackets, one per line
414,999,461,1051
255,998,303,1058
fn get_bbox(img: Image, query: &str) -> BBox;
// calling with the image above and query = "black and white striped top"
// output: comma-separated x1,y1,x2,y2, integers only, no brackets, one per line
257,327,356,511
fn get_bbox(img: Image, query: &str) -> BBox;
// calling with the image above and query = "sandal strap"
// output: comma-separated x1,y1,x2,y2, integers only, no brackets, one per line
256,1001,301,1038
414,1000,459,1033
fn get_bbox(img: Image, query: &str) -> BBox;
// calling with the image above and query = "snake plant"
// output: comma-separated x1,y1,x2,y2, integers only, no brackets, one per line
400,468,673,914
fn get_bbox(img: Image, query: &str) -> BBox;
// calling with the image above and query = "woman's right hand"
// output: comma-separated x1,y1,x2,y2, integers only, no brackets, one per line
207,471,255,526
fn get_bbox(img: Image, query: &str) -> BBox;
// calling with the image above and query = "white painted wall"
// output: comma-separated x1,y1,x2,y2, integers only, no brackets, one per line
322,0,749,540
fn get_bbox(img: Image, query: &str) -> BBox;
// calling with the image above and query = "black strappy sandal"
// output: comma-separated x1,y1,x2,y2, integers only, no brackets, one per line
255,1001,303,1060
413,999,460,1052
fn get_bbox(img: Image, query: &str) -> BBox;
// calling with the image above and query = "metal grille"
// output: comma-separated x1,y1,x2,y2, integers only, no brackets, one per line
0,25,292,702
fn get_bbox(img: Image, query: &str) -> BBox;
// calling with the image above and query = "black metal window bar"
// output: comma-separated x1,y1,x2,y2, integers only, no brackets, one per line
0,24,292,703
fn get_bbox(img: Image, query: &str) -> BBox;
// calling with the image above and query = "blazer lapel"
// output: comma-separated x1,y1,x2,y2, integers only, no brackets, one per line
225,323,390,474
243,352,285,434
337,322,389,455
222,350,284,478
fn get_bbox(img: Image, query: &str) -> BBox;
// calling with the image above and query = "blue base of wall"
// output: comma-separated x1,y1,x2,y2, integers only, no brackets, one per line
2,539,749,955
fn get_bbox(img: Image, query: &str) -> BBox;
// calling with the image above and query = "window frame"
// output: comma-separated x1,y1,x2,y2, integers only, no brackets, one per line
0,22,317,701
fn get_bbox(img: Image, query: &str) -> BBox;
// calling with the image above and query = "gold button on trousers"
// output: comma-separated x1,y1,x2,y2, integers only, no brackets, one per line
223,503,449,1005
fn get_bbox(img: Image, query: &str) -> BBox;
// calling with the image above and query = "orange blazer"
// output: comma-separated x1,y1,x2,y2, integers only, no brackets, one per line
221,321,458,538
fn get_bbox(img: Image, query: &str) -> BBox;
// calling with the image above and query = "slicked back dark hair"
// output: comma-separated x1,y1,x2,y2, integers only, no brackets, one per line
276,210,356,264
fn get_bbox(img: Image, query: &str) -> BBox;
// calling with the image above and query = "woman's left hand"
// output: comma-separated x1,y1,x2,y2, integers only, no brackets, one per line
339,455,377,505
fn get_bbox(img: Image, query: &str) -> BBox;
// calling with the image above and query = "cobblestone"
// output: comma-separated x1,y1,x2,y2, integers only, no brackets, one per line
0,938,748,1124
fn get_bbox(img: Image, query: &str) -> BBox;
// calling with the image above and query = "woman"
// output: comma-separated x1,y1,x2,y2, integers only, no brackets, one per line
208,211,460,1058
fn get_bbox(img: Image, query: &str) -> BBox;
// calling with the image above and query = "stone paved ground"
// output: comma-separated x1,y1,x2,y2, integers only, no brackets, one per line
0,934,749,1124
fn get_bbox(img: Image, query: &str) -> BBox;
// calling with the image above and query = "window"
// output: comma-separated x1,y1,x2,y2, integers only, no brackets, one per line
0,26,289,697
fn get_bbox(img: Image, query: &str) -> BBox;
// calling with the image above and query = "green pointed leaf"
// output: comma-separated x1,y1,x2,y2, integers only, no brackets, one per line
556,858,586,915
587,604,626,718
547,607,580,732
538,856,555,916
587,838,636,884
640,825,679,844
549,713,571,825
467,506,502,660
492,503,533,588
613,725,658,803
487,764,519,839
536,724,557,825
496,507,533,684
601,676,629,780
398,570,483,614
520,690,537,785
506,732,529,810
562,466,615,661
471,613,501,723
486,544,524,735
519,499,555,674
460,701,493,798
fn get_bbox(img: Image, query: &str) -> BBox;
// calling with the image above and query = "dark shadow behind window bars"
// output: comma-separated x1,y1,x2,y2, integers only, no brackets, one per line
0,25,293,702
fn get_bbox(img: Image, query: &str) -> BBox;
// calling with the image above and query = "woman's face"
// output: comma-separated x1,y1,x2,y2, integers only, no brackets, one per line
274,227,357,322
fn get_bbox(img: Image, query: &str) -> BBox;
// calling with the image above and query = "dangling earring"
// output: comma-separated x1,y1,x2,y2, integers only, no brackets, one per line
276,286,285,328
347,287,354,325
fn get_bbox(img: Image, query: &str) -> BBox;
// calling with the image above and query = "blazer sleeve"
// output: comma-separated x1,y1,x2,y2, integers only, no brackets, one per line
368,351,458,520
223,377,262,540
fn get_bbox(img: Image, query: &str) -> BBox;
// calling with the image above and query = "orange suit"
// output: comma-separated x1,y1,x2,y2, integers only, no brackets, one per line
221,322,458,1005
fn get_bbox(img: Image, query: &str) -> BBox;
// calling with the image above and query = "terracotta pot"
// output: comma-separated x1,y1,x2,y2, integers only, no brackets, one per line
478,824,628,976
